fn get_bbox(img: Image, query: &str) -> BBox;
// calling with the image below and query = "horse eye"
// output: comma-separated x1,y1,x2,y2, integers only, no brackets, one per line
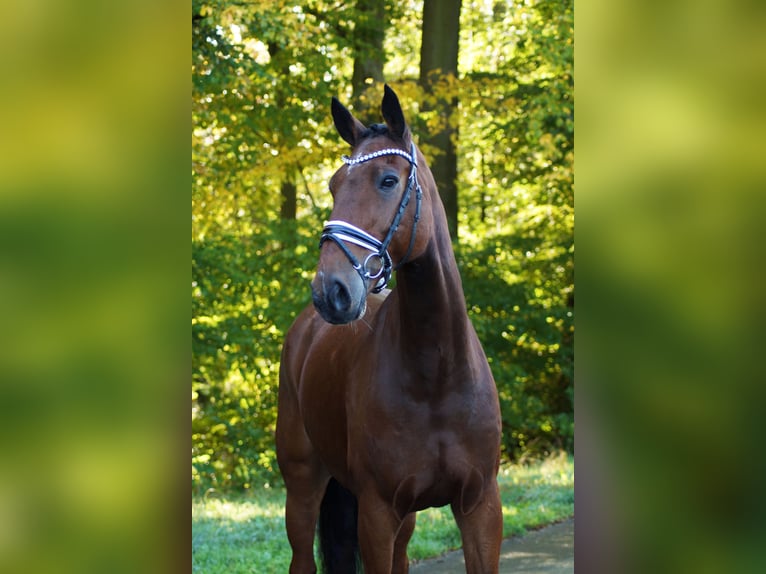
379,175,399,191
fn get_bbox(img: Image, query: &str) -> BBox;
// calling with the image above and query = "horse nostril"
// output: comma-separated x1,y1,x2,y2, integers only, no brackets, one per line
328,279,351,313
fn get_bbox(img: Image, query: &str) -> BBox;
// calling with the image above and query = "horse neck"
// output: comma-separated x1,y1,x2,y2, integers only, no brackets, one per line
392,192,473,383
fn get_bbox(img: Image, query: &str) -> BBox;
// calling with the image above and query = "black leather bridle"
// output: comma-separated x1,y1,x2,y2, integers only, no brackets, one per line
319,142,423,293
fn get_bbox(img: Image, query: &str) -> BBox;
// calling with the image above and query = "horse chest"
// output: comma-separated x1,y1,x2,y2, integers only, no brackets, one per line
356,415,489,516
348,384,495,508
356,400,472,466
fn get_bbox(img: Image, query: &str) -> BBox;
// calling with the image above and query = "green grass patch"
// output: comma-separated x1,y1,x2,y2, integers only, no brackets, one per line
192,452,573,573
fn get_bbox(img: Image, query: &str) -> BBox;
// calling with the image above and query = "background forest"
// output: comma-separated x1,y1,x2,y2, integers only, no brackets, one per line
192,0,573,492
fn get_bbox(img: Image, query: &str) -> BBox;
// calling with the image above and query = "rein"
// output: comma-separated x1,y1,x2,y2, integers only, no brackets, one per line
319,142,423,293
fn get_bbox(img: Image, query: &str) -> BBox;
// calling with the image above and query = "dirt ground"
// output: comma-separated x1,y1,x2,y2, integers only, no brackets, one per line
409,518,574,574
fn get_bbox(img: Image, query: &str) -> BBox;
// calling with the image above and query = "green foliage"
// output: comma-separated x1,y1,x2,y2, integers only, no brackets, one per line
460,229,574,460
192,0,573,490
193,219,323,491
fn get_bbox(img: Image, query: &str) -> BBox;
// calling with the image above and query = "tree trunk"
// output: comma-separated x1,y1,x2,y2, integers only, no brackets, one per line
420,0,461,240
269,40,298,221
351,0,386,115
279,171,297,221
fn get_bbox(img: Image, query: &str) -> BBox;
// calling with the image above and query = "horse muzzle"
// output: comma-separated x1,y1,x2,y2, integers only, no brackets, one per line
311,269,367,325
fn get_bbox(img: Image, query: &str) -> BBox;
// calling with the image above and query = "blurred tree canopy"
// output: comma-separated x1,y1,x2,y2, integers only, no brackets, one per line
192,0,573,492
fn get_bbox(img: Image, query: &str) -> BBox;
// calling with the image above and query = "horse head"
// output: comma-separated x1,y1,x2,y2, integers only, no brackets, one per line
311,85,433,324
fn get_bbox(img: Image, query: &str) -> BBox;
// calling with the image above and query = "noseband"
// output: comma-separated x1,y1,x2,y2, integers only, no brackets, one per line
319,142,423,293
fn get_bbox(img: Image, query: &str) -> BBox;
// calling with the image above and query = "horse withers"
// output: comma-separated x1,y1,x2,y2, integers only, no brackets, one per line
276,85,502,574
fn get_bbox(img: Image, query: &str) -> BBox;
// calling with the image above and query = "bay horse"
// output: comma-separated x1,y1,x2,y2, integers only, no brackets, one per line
276,85,502,574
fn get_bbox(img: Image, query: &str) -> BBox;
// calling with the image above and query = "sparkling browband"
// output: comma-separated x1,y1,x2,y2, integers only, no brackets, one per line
342,148,415,166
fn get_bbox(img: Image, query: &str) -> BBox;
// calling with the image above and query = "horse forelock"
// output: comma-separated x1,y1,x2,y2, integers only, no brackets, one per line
355,122,410,149
364,123,389,137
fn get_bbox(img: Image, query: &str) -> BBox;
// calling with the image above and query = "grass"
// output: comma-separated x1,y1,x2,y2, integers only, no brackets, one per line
192,452,573,573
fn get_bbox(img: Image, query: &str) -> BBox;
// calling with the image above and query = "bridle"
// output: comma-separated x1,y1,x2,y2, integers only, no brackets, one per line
319,142,423,293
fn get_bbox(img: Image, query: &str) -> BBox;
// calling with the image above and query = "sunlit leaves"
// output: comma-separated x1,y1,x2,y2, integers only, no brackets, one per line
192,222,319,491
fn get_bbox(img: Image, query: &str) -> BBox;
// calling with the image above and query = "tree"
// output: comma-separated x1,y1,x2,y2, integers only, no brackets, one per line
192,0,349,489
455,0,574,459
192,0,345,234
351,0,387,114
268,40,300,221
419,0,461,239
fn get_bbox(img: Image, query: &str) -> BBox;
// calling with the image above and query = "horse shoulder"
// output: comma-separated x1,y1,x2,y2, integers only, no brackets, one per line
281,305,321,388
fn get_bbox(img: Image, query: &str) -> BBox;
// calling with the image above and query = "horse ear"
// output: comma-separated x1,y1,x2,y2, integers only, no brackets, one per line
381,84,410,142
331,97,365,146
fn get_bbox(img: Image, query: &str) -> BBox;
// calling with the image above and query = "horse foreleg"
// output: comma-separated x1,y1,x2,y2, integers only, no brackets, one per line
392,512,416,574
277,392,328,572
356,493,404,574
451,479,503,574
282,459,329,574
